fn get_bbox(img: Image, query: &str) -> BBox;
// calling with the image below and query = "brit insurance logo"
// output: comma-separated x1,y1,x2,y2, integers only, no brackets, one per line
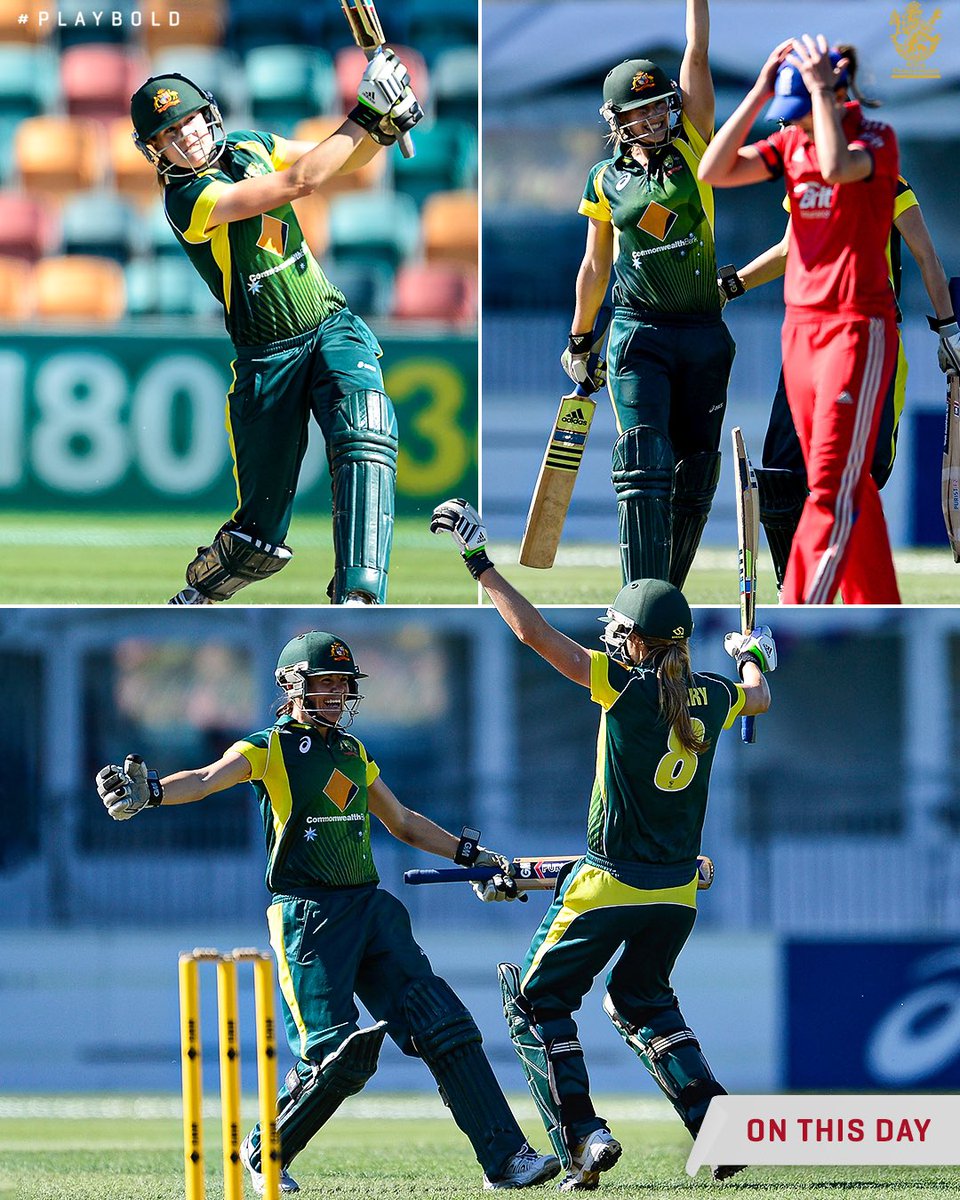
890,2,943,79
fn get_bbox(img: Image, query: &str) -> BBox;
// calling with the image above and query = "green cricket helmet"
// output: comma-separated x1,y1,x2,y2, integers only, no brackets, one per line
275,632,367,728
130,73,225,177
600,58,682,148
600,579,694,661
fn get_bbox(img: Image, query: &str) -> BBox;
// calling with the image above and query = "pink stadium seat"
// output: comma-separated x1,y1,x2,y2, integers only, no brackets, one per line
334,46,428,116
0,190,57,261
61,45,149,123
390,262,476,325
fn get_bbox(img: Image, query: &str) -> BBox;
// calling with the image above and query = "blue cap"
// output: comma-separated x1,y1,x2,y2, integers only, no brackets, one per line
767,51,849,123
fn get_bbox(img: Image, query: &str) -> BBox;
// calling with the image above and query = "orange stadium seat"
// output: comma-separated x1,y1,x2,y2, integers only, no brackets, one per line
0,0,53,43
16,116,105,198
334,46,429,116
420,189,477,267
34,255,125,321
0,190,57,261
0,255,36,319
143,0,226,53
291,190,329,259
108,117,160,206
61,45,149,123
391,262,476,325
291,118,385,195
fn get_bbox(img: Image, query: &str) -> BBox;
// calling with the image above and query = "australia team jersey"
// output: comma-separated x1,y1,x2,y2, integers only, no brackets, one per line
163,130,346,347
587,651,744,876
230,715,380,893
755,102,898,318
578,113,721,317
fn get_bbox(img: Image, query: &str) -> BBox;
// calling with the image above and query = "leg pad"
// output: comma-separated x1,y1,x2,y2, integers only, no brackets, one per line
186,523,293,602
669,451,721,589
611,425,674,582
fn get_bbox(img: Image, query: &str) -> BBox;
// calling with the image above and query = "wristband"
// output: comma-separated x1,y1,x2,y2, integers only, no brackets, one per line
347,103,383,135
718,264,746,302
736,651,762,679
928,314,959,333
567,332,592,354
455,826,482,865
145,770,164,807
463,546,494,580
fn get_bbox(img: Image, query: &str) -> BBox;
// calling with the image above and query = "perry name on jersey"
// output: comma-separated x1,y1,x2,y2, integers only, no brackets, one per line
230,714,380,892
579,114,720,318
163,130,346,347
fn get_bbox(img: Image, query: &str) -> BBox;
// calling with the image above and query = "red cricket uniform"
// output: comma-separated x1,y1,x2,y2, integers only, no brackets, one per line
754,101,900,604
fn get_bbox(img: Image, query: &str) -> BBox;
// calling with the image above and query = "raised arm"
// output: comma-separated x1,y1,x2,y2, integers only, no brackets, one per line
97,750,251,820
679,0,715,143
793,36,871,184
278,135,383,177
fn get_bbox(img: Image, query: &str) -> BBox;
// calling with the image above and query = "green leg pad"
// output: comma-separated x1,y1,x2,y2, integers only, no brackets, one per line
611,425,674,584
603,993,724,1138
404,975,524,1178
669,451,721,589
328,389,398,603
755,468,808,591
499,963,570,1167
248,1022,387,1169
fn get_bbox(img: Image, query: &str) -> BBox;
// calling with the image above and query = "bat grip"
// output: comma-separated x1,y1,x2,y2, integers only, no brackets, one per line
404,868,497,885
741,714,756,744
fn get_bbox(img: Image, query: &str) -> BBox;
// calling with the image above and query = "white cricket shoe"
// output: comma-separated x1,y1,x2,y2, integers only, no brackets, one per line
483,1143,562,1190
167,587,215,605
557,1128,622,1191
239,1132,300,1194
341,591,377,605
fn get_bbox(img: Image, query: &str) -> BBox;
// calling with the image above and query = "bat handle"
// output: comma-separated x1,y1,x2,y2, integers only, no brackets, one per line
741,714,756,744
397,130,415,159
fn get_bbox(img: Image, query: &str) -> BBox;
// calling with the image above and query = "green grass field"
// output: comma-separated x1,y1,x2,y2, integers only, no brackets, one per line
491,544,960,607
3,1094,958,1200
0,513,477,605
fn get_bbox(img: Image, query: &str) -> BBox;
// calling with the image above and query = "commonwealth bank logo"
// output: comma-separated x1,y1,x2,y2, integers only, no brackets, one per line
890,2,943,79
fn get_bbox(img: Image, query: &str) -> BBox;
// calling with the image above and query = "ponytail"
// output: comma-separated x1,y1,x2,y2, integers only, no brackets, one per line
642,637,710,756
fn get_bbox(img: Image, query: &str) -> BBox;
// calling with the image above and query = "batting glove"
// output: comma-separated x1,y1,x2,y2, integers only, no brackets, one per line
930,315,960,376
97,754,163,820
471,848,527,903
723,625,777,675
561,333,606,393
430,498,494,580
349,49,409,135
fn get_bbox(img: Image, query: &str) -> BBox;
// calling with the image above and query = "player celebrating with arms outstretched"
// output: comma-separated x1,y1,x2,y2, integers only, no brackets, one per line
130,57,422,605
432,499,773,1187
96,630,560,1193
699,36,904,604
564,0,734,589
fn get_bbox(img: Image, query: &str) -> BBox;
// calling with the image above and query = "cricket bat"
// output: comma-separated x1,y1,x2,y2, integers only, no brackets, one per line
404,854,715,891
942,277,960,562
518,306,612,569
732,427,759,745
339,0,415,158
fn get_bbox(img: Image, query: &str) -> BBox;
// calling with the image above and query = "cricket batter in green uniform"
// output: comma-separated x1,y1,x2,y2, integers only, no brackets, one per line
96,630,561,1193
562,0,734,588
432,498,774,1188
129,55,422,605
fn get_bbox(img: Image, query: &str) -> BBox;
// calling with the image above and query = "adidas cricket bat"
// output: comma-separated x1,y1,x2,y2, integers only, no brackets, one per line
404,854,714,891
942,277,960,562
340,0,415,158
732,427,760,745
519,307,612,569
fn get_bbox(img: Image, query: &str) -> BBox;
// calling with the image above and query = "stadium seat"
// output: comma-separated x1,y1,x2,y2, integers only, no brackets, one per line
61,45,149,122
0,45,59,118
323,258,395,319
392,119,476,208
328,191,419,271
334,46,429,116
297,7,410,56
420,189,477,267
16,116,105,197
246,46,336,135
390,261,476,325
0,255,36,319
0,115,24,185
144,0,226,53
227,0,304,53
55,0,131,47
290,117,386,194
291,191,329,258
60,190,141,263
143,197,182,258
0,191,57,261
406,0,478,65
107,117,160,207
34,255,125,321
124,256,221,318
149,47,245,124
431,47,478,124
0,0,53,43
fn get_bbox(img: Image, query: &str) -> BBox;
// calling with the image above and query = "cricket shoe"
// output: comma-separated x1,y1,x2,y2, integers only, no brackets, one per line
557,1128,622,1191
341,591,378,606
483,1143,562,1190
167,587,215,605
712,1164,747,1182
239,1133,300,1194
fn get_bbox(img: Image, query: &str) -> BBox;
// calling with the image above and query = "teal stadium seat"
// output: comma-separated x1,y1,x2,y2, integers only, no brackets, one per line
327,191,420,272
150,47,246,124
392,119,477,208
55,0,136,46
60,190,141,263
323,258,394,319
406,0,478,65
124,257,221,318
0,115,22,185
0,45,59,118
227,0,304,54
143,197,187,258
431,46,478,124
245,45,336,137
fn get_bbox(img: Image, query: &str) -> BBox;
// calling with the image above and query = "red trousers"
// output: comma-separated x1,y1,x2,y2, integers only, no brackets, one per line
781,312,900,604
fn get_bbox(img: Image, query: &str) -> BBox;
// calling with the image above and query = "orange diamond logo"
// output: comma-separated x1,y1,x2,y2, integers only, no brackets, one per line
324,769,358,811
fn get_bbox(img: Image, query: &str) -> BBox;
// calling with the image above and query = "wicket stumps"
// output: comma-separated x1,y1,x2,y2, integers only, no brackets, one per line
179,947,282,1200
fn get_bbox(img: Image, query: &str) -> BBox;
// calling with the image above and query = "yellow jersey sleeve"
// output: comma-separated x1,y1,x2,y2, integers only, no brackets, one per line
579,161,613,222
355,738,381,787
228,735,269,781
721,684,747,730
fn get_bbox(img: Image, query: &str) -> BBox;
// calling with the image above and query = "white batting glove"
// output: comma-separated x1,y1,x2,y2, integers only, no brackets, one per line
430,498,487,554
470,848,526,902
724,626,777,674
357,49,410,116
96,754,163,820
935,319,960,376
